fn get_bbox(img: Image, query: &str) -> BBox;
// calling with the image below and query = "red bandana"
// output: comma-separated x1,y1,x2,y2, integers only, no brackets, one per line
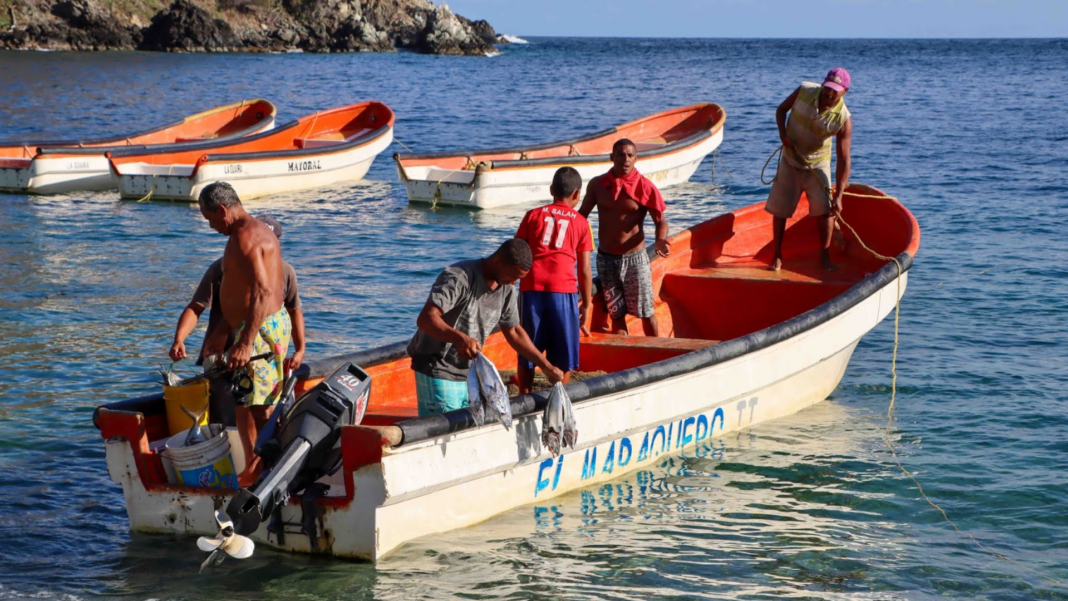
601,167,665,220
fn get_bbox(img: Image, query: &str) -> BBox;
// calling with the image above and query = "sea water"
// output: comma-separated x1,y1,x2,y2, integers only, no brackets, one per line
0,38,1065,600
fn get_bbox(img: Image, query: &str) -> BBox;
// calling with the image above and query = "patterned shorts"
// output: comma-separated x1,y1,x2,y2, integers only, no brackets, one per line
597,249,655,320
232,306,291,406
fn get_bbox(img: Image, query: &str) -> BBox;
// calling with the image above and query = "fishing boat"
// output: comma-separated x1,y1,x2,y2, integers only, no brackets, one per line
94,184,919,562
107,102,395,202
0,100,276,195
394,103,726,210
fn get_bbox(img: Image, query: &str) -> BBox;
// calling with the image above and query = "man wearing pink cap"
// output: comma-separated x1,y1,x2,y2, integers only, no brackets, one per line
764,67,853,271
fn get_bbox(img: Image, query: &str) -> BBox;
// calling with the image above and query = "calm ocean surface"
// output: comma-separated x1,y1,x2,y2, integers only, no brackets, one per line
0,38,1066,600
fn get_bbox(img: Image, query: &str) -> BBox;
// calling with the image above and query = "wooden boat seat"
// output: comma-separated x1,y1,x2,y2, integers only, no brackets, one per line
174,134,219,142
579,333,718,373
296,128,373,149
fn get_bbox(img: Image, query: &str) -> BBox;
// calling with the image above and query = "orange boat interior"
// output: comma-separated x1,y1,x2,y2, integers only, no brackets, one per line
107,102,394,168
0,99,276,163
397,103,725,171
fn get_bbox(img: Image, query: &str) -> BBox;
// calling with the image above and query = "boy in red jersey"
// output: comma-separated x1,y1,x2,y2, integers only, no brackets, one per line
514,167,594,394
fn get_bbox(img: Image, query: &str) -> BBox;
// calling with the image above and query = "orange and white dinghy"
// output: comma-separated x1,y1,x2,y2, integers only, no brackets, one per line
94,185,917,562
0,99,276,195
107,102,395,202
395,103,726,210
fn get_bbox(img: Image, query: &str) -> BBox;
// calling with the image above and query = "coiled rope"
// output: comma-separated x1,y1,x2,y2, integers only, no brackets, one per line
760,145,1064,589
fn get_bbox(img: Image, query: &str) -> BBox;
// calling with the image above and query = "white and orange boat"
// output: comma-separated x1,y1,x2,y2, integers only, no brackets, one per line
395,103,726,209
95,184,918,561
107,102,395,202
0,100,276,195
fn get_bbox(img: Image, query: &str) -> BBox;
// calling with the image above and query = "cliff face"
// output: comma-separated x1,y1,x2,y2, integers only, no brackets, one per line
0,0,499,55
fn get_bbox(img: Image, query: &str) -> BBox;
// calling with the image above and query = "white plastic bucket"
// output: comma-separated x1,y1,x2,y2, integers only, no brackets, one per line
162,426,238,489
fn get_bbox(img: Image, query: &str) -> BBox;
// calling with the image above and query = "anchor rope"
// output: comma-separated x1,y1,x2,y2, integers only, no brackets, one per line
710,148,734,185
760,145,1065,589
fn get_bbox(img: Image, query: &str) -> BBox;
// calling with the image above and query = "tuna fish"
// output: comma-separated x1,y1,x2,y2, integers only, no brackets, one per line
467,362,485,427
181,405,208,447
542,382,578,457
467,353,513,429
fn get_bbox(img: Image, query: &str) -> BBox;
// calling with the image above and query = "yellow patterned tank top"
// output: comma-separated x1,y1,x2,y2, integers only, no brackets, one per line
784,82,851,169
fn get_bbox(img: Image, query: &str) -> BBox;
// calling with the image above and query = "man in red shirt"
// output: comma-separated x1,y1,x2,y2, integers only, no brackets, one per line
514,167,593,394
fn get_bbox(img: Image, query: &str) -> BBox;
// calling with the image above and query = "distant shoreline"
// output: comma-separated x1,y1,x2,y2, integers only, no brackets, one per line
0,0,503,56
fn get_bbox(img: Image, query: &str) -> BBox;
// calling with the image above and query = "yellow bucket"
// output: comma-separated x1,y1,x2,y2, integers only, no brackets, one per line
163,379,210,436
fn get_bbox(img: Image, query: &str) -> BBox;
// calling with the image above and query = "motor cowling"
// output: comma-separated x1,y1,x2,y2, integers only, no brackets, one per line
226,362,371,536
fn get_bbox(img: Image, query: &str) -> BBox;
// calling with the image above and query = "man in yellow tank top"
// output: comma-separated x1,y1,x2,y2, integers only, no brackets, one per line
764,67,853,271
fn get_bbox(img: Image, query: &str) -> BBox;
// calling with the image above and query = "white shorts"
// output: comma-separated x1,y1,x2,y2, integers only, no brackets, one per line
764,157,832,218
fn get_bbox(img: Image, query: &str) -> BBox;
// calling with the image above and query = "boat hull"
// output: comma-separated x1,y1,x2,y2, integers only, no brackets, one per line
0,156,119,194
114,127,393,202
103,269,903,560
400,127,722,210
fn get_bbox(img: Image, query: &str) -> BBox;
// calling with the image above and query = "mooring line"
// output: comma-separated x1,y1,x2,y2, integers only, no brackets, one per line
760,145,1065,589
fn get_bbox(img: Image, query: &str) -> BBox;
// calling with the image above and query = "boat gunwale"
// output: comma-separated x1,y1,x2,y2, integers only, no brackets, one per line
102,102,394,163
487,128,713,169
393,102,724,167
198,123,393,164
0,99,276,154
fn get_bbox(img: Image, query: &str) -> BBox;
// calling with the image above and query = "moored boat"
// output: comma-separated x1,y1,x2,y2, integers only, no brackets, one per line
394,103,726,210
0,99,276,195
107,102,395,202
95,183,919,561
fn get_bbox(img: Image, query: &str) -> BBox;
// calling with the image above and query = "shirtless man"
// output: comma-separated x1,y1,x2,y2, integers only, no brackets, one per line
765,67,853,272
579,139,670,336
198,182,291,408
168,215,305,426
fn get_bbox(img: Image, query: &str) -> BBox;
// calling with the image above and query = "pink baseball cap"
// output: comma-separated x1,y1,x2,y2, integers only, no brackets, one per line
823,67,851,92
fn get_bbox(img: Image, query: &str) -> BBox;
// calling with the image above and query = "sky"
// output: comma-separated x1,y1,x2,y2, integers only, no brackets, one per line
445,0,1068,38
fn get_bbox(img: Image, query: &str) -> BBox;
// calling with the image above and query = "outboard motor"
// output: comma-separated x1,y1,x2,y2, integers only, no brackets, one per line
225,362,371,543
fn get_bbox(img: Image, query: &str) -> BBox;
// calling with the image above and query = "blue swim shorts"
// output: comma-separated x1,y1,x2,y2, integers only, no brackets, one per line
519,291,580,372
414,371,470,417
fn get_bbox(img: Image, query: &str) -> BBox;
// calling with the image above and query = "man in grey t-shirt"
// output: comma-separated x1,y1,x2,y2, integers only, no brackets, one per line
408,239,564,417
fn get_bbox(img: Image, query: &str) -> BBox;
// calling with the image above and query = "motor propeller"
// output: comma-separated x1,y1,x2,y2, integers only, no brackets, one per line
197,510,255,573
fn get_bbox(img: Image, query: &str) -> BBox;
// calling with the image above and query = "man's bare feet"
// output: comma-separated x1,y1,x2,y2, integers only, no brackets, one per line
769,257,782,271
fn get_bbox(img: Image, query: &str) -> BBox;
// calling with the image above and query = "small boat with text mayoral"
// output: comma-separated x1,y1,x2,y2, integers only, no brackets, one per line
0,99,276,195
94,184,918,563
394,103,726,209
107,102,395,202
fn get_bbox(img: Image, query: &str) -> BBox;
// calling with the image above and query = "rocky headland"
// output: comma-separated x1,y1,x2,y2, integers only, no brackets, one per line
0,0,504,55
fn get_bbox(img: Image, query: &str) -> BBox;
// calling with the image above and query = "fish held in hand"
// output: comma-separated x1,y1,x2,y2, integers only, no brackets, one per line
471,353,513,429
542,382,577,457
467,363,485,427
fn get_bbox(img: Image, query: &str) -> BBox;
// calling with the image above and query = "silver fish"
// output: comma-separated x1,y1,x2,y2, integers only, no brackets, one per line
181,405,208,447
542,382,577,456
467,363,485,427
471,353,512,429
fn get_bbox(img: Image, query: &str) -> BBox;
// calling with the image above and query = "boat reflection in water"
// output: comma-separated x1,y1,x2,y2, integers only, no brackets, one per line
376,400,911,600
